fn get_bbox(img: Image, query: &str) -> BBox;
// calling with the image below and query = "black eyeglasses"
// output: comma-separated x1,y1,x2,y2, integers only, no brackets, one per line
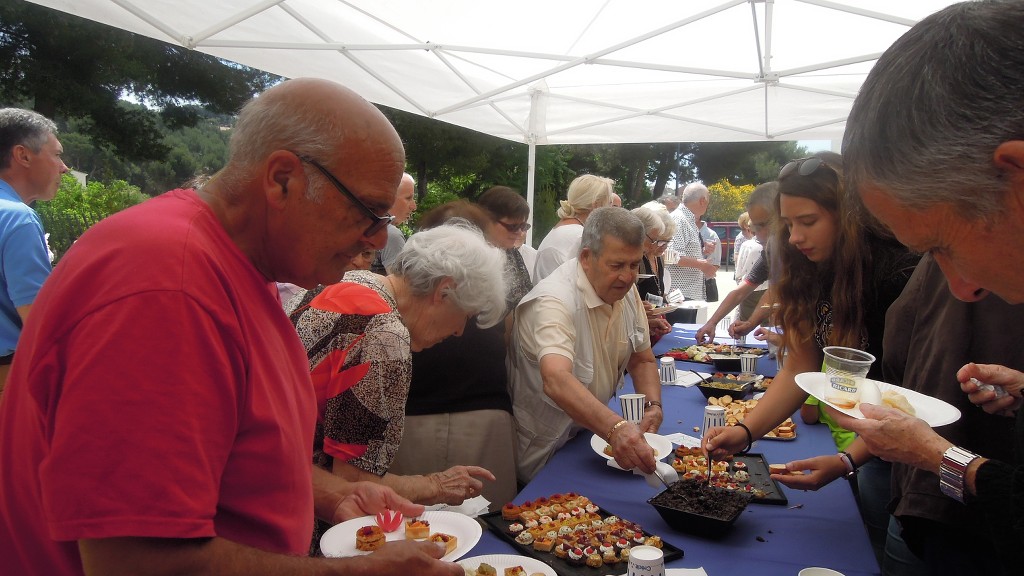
297,155,395,237
497,220,531,233
778,156,834,181
646,233,669,247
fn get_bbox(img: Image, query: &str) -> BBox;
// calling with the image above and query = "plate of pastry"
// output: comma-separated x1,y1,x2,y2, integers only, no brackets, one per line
794,372,961,427
460,554,557,576
591,432,673,465
319,510,481,560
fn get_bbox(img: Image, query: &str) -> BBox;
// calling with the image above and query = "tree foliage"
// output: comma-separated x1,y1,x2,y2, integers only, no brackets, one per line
706,179,756,223
36,174,148,262
0,1,278,162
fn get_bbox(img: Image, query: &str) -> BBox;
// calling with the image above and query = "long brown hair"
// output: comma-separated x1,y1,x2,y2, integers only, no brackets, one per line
773,152,889,353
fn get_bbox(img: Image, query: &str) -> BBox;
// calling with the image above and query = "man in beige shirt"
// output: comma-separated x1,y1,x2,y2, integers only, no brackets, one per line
509,207,663,483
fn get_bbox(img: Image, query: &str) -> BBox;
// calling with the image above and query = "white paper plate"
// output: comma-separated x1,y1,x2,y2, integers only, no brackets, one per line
320,510,481,560
794,372,961,427
460,554,557,576
590,432,673,466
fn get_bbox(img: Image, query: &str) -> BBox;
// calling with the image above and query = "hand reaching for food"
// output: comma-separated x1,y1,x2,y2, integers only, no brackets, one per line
958,362,1023,417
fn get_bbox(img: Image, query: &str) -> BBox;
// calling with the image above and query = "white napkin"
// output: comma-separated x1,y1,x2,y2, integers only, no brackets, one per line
618,568,709,576
423,495,490,518
664,432,701,448
670,371,711,387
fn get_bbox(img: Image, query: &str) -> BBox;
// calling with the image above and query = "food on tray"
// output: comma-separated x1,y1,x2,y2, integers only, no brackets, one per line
882,389,917,416
502,502,522,520
429,532,457,554
706,396,796,439
666,344,767,363
650,480,751,522
354,524,385,551
504,567,527,576
498,492,664,566
405,518,430,539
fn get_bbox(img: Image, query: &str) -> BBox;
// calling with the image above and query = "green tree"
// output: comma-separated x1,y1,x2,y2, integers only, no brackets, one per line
0,1,277,163
36,174,148,262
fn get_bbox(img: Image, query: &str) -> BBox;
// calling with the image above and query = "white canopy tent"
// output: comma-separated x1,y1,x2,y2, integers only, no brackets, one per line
27,0,957,227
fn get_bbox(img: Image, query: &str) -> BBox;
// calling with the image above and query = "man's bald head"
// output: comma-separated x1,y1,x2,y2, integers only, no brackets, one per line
226,78,405,204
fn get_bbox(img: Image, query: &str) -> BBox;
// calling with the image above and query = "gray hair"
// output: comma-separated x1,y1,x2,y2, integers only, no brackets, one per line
746,181,778,211
631,206,666,237
557,174,614,219
223,88,338,203
843,1,1024,220
657,193,680,211
580,206,644,257
0,109,58,171
680,182,709,205
391,221,506,328
641,201,676,237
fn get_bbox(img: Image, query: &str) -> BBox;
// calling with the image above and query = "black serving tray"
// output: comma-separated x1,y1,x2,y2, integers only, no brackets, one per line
733,453,789,505
480,502,683,576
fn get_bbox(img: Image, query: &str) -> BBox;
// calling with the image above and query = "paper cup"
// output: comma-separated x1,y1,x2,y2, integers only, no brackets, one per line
798,568,846,576
822,346,875,410
619,393,646,424
627,544,665,576
659,356,678,385
739,354,758,375
703,405,726,438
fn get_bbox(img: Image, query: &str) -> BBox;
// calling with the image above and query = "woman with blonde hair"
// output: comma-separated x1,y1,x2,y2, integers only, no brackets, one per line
533,174,614,280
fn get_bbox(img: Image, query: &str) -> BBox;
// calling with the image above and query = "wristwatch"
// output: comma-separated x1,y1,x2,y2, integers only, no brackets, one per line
644,400,663,410
939,445,980,503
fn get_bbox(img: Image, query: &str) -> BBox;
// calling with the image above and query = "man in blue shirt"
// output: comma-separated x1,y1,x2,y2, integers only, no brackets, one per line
0,108,68,395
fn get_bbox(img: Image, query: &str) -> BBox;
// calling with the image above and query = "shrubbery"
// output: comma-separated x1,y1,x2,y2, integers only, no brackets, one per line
36,174,148,263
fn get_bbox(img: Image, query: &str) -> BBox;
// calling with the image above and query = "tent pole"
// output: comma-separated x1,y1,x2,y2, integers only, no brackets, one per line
526,140,536,246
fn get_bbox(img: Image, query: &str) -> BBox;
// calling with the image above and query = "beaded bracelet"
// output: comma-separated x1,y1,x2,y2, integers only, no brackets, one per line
735,422,753,455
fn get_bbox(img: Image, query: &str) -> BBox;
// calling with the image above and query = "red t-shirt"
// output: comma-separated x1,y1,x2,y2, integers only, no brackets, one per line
0,190,316,575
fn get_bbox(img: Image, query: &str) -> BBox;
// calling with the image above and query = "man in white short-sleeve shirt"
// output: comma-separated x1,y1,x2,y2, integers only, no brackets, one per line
508,207,663,483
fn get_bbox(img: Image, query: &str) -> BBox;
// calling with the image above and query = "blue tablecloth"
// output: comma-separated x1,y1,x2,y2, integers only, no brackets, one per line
469,325,880,576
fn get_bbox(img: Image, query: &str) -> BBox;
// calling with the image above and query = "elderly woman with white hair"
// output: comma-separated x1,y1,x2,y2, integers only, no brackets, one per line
287,222,506,552
533,173,614,280
633,204,674,341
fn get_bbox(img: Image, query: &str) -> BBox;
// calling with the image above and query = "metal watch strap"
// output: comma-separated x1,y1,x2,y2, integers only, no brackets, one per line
940,445,980,503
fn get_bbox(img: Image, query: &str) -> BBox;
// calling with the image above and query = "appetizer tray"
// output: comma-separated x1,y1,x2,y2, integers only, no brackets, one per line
665,344,767,364
670,451,788,506
482,496,683,576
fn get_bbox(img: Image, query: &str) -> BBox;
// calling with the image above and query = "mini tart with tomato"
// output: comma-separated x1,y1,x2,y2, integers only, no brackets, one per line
405,518,430,539
501,502,522,520
354,525,385,551
429,532,457,554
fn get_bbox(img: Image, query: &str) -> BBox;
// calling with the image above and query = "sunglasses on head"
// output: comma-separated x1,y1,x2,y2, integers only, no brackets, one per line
778,156,834,181
497,220,531,233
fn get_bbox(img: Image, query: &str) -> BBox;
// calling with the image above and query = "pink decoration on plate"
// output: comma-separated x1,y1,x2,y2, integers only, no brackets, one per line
376,509,403,533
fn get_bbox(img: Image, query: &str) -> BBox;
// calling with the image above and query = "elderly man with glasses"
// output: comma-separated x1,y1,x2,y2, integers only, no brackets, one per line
0,78,462,576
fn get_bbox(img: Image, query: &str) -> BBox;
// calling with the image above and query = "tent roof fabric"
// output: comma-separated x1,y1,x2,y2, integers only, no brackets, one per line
29,0,956,144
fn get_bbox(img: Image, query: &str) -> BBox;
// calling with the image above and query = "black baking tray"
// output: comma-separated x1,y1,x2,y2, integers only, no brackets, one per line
480,503,683,576
733,453,789,505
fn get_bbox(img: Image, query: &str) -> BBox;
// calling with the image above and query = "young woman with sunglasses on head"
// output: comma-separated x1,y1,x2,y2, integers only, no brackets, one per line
704,151,920,564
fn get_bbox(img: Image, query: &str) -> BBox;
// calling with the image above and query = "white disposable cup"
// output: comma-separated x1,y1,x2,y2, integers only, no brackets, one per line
619,393,646,424
703,405,726,438
659,356,678,385
739,354,758,375
627,544,665,576
663,248,678,265
822,346,875,409
798,568,846,576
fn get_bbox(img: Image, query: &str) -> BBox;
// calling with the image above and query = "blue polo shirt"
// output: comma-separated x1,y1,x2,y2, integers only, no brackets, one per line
0,179,51,356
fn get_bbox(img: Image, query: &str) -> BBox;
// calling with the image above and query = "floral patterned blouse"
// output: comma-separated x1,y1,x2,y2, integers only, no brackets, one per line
288,270,411,476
